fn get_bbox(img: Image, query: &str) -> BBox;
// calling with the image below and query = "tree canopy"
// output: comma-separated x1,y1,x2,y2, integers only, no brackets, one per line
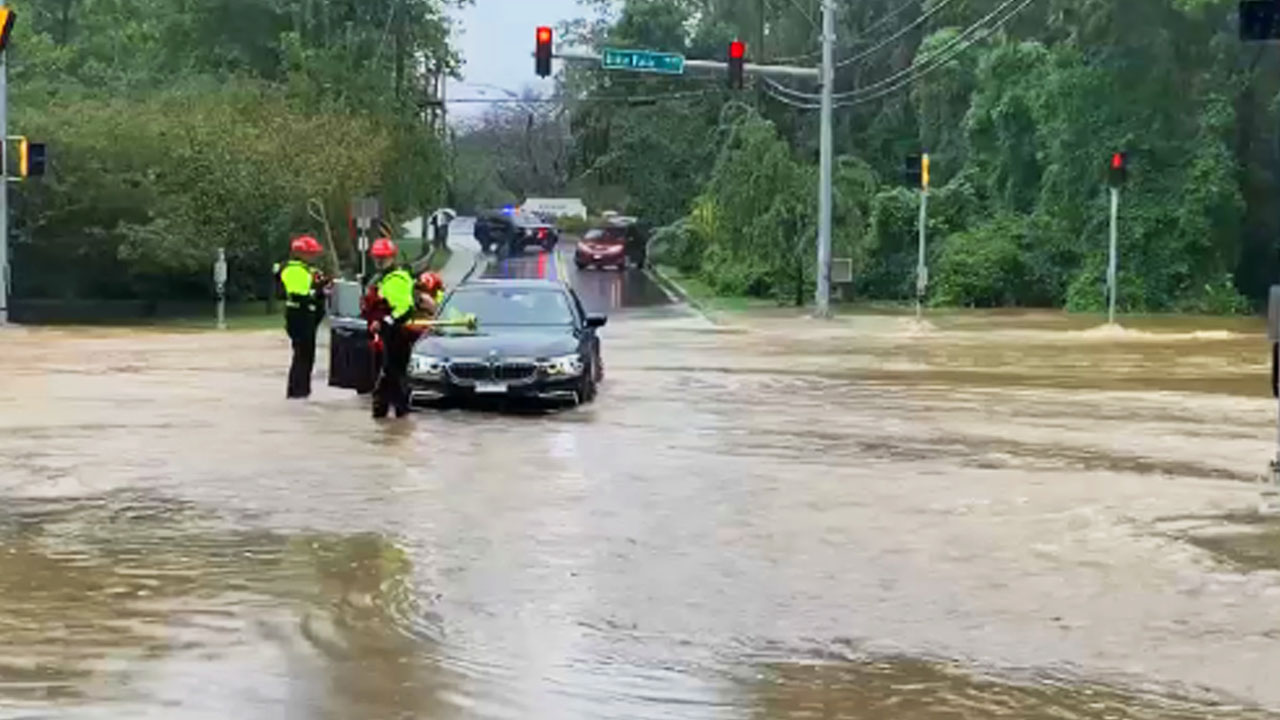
10,0,460,302
552,0,1270,312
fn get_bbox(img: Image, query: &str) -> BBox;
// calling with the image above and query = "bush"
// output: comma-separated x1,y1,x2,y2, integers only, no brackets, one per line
650,218,704,275
932,215,1028,307
14,80,441,301
556,216,592,235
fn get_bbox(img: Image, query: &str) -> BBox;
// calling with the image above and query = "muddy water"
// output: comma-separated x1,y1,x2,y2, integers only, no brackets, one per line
2,277,1280,718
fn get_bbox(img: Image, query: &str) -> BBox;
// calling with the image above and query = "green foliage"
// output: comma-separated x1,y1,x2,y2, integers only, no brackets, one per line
8,0,454,302
932,215,1028,307
560,0,1267,314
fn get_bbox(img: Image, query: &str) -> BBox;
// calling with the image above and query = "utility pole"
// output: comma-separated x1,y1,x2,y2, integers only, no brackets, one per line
0,37,8,326
755,0,766,108
815,0,835,318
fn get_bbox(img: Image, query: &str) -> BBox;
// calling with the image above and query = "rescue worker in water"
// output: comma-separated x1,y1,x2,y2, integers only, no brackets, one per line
277,235,330,399
366,238,416,418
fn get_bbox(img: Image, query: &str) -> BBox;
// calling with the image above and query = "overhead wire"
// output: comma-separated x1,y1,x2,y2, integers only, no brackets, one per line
759,0,1041,109
763,0,996,101
835,0,1039,106
769,0,928,66
835,0,962,69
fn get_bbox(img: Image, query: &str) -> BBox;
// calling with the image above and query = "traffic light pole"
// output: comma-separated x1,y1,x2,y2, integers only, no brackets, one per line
916,188,928,320
815,0,835,319
1108,186,1119,326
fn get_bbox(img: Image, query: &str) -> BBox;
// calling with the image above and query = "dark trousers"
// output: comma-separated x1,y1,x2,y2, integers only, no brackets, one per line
286,307,320,398
373,324,413,417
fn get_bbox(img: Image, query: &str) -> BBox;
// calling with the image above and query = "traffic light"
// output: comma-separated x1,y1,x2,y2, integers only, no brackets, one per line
535,26,553,78
728,40,745,89
1108,151,1127,187
1241,1,1280,40
14,137,45,178
0,8,14,54
922,153,931,190
905,153,923,188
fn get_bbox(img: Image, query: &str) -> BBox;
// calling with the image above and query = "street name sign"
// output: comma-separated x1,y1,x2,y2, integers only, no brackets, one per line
601,48,685,75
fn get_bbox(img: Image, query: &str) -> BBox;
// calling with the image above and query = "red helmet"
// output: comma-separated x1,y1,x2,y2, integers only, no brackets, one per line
291,235,322,255
417,272,443,293
370,237,397,259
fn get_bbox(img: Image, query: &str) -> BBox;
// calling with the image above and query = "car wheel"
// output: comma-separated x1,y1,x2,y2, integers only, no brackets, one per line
578,359,598,404
575,260,587,270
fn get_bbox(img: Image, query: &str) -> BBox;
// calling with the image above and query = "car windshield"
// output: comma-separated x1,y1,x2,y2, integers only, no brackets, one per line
438,287,575,330
584,228,625,244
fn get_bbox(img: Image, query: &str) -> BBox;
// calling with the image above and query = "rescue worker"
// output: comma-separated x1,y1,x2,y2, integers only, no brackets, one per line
279,235,329,399
367,237,415,418
415,271,445,317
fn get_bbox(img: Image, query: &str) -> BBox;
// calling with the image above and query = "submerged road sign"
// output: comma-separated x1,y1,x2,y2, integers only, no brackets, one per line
601,47,685,75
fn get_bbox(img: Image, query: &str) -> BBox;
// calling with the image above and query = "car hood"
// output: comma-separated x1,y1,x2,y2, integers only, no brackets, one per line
414,328,578,360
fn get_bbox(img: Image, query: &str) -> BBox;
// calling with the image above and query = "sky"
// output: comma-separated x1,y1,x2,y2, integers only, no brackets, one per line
446,0,592,120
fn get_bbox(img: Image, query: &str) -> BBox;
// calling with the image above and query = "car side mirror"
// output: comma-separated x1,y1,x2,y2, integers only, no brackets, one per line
586,314,608,329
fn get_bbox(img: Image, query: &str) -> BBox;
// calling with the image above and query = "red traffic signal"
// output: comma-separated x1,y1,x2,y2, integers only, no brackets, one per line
728,40,745,89
535,26,553,78
1108,151,1127,187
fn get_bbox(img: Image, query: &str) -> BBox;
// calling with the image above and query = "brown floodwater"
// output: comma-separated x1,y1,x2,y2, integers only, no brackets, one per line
2,252,1280,718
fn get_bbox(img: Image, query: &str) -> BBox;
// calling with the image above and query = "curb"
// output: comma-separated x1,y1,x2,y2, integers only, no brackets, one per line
647,266,720,325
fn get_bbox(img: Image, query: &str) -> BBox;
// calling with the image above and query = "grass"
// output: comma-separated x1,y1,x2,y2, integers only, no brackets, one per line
653,266,775,313
146,301,286,332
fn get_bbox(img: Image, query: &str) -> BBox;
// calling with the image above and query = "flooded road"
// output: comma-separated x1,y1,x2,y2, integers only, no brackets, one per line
3,251,1280,718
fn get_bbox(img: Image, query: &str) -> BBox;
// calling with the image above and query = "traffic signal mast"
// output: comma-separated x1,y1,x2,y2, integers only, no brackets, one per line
532,11,828,313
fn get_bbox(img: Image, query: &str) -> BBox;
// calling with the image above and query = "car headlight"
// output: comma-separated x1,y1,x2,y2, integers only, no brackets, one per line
540,353,584,377
409,355,445,378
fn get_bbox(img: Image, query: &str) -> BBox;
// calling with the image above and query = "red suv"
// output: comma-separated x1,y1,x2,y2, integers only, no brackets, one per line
574,221,648,270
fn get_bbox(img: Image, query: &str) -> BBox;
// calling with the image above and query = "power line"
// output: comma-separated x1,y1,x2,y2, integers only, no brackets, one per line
760,0,1041,109
835,0,1040,107
770,0,917,65
835,0,962,69
857,0,923,41
761,82,822,109
768,0,819,30
836,0,1026,99
767,0,1032,103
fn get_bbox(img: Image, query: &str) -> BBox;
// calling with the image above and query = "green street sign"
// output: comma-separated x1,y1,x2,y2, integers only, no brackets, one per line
601,47,686,75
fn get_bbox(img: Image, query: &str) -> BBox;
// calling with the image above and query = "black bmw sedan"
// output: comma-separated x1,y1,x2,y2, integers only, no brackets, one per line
408,279,606,407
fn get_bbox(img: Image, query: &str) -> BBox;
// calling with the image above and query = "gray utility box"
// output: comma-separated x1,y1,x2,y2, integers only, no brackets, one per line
1269,285,1280,397
328,280,378,394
